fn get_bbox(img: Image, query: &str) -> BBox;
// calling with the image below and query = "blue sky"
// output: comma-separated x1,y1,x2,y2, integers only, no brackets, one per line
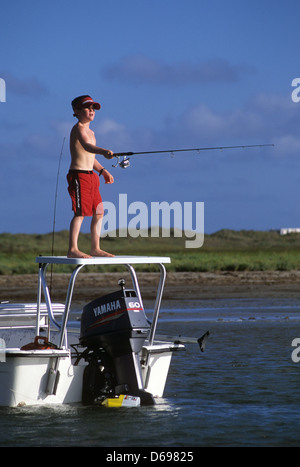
1,0,300,236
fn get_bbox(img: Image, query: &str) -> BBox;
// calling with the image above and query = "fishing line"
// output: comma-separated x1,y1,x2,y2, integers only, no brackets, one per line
50,137,66,295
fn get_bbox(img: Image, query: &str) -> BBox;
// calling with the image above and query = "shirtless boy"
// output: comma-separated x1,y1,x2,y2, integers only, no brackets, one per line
67,95,114,258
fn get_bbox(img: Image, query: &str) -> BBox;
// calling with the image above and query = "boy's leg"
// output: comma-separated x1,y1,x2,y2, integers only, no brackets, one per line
90,213,114,257
68,215,92,258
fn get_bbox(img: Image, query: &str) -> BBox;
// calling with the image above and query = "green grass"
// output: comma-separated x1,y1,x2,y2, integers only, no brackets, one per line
1,229,300,274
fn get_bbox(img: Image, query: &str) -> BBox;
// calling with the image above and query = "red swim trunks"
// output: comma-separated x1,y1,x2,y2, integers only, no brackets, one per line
67,170,104,217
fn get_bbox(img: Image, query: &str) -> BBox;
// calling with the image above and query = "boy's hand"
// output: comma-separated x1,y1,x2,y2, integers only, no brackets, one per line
104,150,114,159
103,170,114,184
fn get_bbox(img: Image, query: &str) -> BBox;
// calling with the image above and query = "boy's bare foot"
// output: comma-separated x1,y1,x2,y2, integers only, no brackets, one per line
67,249,92,259
90,248,115,257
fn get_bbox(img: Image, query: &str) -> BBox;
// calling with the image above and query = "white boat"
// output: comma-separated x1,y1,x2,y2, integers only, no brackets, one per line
0,256,207,408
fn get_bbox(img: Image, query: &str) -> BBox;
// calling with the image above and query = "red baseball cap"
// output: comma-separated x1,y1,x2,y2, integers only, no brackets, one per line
72,95,101,110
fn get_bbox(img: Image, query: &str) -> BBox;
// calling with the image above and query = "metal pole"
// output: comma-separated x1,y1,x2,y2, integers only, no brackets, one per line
148,263,166,346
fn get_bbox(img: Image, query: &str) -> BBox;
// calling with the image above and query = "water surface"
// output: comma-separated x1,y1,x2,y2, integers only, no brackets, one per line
1,298,300,447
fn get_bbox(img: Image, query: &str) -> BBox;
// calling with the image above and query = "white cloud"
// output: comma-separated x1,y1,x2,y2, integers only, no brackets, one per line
0,71,48,97
96,118,126,136
94,118,133,150
175,93,300,156
273,135,300,156
103,54,254,86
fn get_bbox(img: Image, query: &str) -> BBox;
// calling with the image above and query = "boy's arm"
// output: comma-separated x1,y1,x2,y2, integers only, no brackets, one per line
77,125,114,159
93,159,114,184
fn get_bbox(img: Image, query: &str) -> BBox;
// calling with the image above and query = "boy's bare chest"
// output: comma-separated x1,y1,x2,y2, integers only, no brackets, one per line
86,128,96,144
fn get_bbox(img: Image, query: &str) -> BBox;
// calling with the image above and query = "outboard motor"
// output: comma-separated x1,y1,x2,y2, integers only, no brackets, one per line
80,279,154,405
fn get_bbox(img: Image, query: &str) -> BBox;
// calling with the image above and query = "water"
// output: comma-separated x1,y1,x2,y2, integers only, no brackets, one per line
1,298,300,447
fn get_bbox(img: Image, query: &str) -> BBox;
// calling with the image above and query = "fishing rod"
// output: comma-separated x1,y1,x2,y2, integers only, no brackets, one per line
112,143,274,168
51,137,66,255
50,137,66,296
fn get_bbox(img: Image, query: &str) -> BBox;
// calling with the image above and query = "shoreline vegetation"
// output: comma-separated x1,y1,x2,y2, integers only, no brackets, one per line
1,228,300,275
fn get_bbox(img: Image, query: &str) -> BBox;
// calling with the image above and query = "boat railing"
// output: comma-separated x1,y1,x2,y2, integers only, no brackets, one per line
35,256,171,350
0,302,64,330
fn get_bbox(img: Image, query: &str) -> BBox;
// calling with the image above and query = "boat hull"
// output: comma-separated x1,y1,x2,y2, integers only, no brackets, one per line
0,343,183,407
0,349,86,407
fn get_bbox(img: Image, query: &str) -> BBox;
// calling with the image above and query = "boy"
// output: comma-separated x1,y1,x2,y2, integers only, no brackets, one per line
67,95,114,258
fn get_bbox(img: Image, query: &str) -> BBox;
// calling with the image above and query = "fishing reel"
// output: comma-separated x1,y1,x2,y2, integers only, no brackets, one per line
112,156,131,169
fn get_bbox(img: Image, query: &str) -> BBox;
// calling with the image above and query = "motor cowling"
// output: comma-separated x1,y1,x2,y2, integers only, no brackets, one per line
79,280,155,405
80,285,150,354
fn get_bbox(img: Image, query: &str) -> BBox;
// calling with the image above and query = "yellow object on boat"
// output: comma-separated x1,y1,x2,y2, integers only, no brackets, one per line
101,394,140,407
